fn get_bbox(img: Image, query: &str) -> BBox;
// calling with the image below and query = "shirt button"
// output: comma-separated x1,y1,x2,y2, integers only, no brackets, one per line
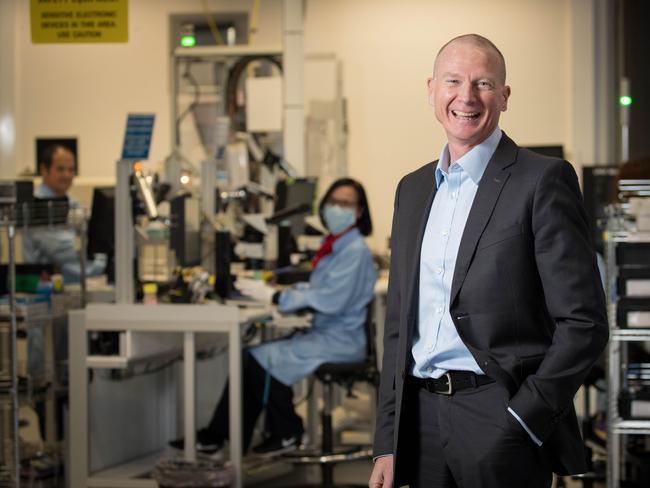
427,367,433,373
437,306,443,314
435,267,442,274
442,230,449,236
451,192,457,199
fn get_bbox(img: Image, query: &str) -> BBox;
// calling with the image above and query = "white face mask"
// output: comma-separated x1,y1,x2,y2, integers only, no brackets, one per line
323,205,357,234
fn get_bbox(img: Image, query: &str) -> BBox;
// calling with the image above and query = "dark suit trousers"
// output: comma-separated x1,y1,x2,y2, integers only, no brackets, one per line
402,378,553,488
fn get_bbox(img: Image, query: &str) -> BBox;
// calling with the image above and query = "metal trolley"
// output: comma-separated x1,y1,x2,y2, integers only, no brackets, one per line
605,194,650,487
0,192,87,488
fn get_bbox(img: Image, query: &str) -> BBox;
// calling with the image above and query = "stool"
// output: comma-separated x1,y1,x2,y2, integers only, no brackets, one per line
283,305,378,487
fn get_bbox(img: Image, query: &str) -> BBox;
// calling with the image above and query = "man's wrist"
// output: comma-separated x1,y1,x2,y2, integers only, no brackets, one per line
372,453,393,463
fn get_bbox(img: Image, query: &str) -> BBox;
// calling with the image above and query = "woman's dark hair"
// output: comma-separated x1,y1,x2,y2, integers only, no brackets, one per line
318,177,373,236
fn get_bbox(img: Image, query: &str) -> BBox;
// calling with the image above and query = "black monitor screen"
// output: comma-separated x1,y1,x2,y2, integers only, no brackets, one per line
87,187,115,280
35,138,78,175
274,178,317,236
582,166,619,253
524,145,564,159
170,193,201,267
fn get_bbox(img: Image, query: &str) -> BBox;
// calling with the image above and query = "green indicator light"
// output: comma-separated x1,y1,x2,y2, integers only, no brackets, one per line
181,35,196,47
620,95,632,106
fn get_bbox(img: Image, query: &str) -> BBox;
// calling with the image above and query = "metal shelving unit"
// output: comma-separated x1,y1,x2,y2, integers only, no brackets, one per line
0,214,19,488
605,214,650,487
0,198,87,488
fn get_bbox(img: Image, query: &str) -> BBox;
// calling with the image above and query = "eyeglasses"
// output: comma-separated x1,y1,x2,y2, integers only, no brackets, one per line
326,198,358,209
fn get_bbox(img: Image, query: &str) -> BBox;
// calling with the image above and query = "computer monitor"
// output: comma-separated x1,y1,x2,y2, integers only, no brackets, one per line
87,187,115,281
582,166,619,253
274,178,317,237
170,193,201,267
35,138,78,175
524,145,565,159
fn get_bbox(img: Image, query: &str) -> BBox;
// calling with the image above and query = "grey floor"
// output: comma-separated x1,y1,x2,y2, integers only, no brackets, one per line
249,461,603,488
250,459,372,487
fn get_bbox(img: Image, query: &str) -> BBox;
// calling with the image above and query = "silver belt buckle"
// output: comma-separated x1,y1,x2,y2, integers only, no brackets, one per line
440,372,453,395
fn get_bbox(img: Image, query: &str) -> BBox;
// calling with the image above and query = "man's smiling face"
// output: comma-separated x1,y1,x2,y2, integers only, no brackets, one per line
428,40,510,158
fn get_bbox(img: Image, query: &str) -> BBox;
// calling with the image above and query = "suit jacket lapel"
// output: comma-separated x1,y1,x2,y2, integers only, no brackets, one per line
449,133,518,307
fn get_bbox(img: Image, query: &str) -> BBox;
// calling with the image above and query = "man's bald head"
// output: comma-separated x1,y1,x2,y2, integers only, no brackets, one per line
433,34,507,85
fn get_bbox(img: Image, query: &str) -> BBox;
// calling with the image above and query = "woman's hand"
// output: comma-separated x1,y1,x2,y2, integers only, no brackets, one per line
236,278,276,303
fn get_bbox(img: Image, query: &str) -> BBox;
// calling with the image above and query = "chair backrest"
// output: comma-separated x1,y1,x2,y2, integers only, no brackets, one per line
362,300,381,387
363,300,377,370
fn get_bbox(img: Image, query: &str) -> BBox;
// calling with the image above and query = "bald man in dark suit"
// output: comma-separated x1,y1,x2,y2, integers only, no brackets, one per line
369,34,608,488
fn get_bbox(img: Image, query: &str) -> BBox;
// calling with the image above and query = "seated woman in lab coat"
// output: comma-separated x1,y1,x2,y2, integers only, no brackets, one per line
171,177,377,457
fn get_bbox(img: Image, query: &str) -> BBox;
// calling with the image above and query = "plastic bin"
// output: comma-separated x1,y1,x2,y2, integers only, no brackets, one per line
152,458,232,488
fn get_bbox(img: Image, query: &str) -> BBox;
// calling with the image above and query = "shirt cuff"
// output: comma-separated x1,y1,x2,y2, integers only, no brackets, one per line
372,453,393,463
507,407,543,446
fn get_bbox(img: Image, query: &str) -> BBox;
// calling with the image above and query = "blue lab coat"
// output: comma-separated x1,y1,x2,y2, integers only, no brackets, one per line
251,228,377,386
22,184,106,283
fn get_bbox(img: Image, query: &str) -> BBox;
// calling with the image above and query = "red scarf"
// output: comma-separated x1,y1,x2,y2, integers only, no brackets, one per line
311,226,355,269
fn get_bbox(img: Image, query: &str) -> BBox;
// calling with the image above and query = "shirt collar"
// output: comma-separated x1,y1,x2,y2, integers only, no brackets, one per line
332,226,361,253
36,183,60,199
435,127,502,188
36,183,77,206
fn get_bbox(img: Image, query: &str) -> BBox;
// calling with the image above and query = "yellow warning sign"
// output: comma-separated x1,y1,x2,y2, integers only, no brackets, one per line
31,0,128,43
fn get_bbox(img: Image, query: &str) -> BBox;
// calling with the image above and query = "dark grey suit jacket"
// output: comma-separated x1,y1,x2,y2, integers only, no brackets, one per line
373,133,609,486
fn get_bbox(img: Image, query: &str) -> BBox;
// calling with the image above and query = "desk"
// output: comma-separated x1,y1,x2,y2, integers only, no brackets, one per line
68,303,271,488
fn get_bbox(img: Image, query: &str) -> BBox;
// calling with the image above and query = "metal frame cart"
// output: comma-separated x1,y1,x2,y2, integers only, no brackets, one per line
0,196,87,488
605,207,650,488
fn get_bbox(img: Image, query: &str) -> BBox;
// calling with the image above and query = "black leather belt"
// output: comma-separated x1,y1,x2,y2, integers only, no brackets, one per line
409,371,495,395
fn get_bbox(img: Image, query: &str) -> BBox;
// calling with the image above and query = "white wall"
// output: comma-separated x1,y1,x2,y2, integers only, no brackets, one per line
304,0,574,250
0,0,18,178
4,0,605,251
9,0,282,180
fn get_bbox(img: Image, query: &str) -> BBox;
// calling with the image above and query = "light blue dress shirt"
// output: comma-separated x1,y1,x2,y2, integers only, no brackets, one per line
411,127,542,447
22,183,106,283
412,128,502,379
251,227,377,386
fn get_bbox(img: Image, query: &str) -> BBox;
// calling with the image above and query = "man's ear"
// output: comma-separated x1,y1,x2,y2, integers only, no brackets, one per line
426,77,435,106
501,85,511,112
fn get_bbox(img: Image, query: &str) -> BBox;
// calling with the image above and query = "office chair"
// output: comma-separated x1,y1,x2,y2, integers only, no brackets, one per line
283,303,379,488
